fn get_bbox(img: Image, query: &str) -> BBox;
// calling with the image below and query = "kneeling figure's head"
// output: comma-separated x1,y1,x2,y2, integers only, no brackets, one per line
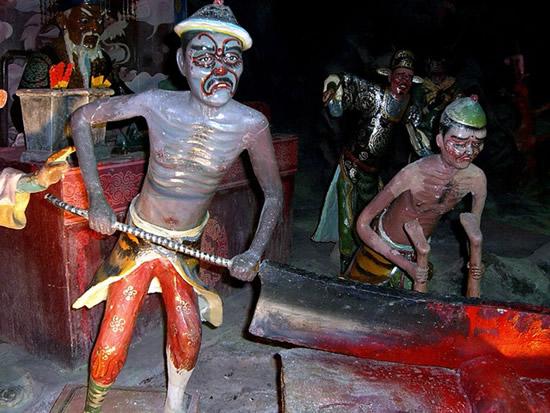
437,96,487,169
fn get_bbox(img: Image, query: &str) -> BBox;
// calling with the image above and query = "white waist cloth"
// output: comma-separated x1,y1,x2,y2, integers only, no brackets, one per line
129,196,209,242
378,209,414,252
72,197,222,326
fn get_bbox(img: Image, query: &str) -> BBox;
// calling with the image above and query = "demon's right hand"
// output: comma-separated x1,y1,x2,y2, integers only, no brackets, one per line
88,197,117,235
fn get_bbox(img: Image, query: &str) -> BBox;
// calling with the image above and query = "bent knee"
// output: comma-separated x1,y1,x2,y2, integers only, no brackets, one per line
167,325,202,371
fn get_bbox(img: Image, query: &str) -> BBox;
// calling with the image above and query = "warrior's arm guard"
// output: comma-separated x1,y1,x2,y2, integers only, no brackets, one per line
340,73,378,114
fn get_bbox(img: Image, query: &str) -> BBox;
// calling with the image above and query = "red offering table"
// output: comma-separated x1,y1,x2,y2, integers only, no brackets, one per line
0,134,297,367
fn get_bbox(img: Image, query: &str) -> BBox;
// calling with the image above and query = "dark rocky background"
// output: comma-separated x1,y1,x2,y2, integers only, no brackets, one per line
182,0,550,195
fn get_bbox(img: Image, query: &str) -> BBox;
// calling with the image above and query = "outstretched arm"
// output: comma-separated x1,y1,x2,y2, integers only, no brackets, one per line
16,147,75,193
71,92,150,234
323,74,376,117
0,148,74,229
230,124,283,281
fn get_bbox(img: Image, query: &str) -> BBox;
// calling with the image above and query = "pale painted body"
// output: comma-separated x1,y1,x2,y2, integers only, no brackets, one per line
72,32,282,280
82,89,270,230
71,27,282,413
356,124,487,281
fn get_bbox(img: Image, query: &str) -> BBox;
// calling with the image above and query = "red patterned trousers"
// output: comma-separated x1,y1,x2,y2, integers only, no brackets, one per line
90,258,202,386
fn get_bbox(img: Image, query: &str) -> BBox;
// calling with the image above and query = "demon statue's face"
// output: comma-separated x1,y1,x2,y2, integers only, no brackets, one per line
180,31,244,107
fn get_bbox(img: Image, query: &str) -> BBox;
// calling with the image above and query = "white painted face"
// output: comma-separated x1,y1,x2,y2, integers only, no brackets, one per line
179,31,243,107
437,125,486,169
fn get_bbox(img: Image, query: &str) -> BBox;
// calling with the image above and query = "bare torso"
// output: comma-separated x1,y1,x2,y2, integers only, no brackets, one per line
382,156,484,245
135,90,268,230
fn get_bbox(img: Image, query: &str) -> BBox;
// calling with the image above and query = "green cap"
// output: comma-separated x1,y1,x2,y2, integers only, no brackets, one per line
444,96,487,129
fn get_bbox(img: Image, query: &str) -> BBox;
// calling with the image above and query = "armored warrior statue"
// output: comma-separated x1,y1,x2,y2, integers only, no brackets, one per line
413,55,461,140
70,1,283,412
353,96,487,296
315,50,432,274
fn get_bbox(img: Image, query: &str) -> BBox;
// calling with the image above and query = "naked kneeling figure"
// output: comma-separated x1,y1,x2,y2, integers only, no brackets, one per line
352,96,487,296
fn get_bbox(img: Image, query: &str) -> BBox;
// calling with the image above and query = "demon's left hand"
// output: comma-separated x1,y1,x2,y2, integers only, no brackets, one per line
229,250,261,282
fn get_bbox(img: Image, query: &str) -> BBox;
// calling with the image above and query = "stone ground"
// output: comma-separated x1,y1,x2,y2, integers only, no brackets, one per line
1,147,550,412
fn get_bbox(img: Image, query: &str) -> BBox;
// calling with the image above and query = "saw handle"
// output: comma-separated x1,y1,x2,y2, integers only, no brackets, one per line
404,219,430,293
460,212,483,298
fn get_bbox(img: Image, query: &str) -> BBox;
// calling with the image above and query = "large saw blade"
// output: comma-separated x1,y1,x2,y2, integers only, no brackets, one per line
249,261,550,378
